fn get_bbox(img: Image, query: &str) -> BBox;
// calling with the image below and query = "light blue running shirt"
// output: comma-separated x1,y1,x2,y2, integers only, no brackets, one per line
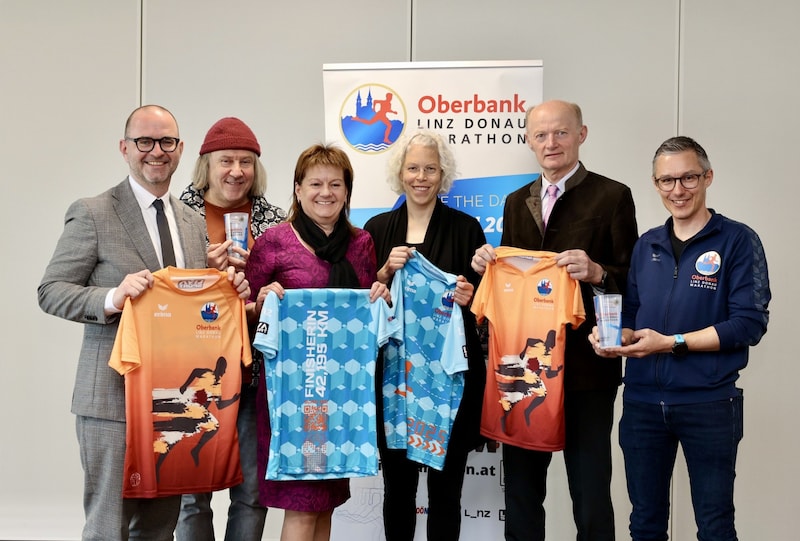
383,251,469,470
254,288,401,480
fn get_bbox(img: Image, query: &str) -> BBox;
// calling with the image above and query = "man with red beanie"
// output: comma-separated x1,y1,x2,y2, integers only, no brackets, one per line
177,117,285,541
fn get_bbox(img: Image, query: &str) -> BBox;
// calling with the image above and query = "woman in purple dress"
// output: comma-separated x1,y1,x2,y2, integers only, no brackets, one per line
245,144,389,541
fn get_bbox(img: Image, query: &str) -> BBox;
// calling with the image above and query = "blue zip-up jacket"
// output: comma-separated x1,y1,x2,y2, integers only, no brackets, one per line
621,210,770,405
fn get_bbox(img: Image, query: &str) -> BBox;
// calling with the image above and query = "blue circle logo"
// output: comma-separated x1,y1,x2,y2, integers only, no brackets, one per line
537,279,553,296
339,84,406,153
695,251,721,276
200,302,219,322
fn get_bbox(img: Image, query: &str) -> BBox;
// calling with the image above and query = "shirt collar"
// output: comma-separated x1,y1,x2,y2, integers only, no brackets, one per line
128,176,172,213
540,162,579,199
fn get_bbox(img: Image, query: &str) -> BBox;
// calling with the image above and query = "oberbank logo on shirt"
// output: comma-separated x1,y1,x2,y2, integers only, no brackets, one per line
338,84,406,153
695,251,721,275
533,278,555,309
201,302,219,322
536,279,553,296
197,302,222,340
690,250,721,291
432,290,455,324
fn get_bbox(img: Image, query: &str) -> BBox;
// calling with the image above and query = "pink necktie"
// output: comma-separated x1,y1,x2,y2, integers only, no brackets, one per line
543,184,559,228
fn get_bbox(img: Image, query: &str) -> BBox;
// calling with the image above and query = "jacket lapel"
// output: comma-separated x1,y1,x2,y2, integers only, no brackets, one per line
525,176,545,235
111,180,162,271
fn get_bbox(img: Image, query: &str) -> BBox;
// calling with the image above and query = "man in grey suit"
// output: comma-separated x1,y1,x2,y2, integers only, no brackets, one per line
38,105,249,540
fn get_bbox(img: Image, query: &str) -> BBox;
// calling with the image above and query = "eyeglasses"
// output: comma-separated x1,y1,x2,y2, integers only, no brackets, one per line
125,136,180,153
405,165,441,177
654,171,706,192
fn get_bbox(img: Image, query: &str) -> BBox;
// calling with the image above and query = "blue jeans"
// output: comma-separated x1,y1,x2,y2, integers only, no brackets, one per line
619,392,743,541
175,384,267,541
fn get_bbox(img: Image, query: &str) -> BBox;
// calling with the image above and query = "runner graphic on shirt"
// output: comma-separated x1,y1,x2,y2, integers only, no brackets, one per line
496,330,559,433
152,356,240,480
473,248,585,451
110,267,251,497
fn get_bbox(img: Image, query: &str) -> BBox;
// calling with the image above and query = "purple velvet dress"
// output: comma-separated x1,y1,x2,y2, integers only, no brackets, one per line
245,222,378,511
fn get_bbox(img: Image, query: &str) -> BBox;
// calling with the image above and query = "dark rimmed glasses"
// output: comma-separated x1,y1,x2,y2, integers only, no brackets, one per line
125,136,180,153
654,171,707,192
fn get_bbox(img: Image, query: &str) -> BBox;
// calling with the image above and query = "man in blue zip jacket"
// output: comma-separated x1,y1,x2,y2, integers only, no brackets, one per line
590,136,771,541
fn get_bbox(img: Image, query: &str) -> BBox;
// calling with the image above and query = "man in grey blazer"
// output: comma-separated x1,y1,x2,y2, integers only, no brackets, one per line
38,105,249,540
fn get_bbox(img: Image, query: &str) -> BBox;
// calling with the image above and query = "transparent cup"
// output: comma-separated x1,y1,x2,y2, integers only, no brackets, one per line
594,294,622,349
223,212,249,260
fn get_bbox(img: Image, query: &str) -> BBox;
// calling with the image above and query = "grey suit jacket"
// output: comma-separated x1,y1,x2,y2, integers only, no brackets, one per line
38,178,208,421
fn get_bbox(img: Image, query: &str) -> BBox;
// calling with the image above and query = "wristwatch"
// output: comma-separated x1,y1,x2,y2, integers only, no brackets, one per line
598,269,608,288
672,334,688,357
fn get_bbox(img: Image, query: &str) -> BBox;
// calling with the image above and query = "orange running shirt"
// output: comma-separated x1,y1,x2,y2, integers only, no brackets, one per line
471,247,585,451
109,267,252,498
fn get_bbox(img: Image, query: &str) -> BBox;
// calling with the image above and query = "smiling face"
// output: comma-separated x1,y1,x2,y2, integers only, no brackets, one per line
525,101,587,182
295,164,348,233
120,106,183,196
203,150,256,208
653,150,713,227
400,143,442,210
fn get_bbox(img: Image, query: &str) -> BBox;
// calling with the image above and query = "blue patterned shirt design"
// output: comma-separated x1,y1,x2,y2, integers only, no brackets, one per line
383,252,469,470
254,288,401,480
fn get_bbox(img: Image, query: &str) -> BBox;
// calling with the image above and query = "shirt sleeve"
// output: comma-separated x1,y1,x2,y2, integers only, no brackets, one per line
108,297,141,375
252,291,280,360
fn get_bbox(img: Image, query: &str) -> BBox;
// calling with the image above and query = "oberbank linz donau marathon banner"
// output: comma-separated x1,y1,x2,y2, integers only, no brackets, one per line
323,60,543,540
323,60,543,247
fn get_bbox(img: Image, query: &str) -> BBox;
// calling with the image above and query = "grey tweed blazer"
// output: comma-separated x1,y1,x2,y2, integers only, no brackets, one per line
38,178,208,422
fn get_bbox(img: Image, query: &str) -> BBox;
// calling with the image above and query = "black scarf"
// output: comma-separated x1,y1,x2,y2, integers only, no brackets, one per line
293,207,360,287
379,199,450,269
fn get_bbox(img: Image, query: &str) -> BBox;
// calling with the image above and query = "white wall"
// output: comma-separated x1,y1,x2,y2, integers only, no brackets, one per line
2,0,797,539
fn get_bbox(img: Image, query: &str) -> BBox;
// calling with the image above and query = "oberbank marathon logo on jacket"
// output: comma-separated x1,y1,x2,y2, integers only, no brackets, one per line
690,251,721,291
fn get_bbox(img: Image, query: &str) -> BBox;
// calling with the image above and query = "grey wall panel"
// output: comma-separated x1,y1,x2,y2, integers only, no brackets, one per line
412,0,680,234
678,2,799,539
141,0,410,210
1,0,141,538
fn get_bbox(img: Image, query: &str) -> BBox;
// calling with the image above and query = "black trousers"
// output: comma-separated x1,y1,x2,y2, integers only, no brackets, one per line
503,388,618,541
380,443,471,541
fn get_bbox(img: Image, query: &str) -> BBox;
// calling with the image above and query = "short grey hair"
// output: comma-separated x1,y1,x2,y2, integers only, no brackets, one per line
652,136,712,176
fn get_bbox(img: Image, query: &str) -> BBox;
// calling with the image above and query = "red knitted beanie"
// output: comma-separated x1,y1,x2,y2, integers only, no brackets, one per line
199,117,261,156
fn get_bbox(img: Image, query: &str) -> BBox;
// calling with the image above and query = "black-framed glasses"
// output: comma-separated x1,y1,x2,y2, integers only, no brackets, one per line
125,136,180,153
654,171,707,192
